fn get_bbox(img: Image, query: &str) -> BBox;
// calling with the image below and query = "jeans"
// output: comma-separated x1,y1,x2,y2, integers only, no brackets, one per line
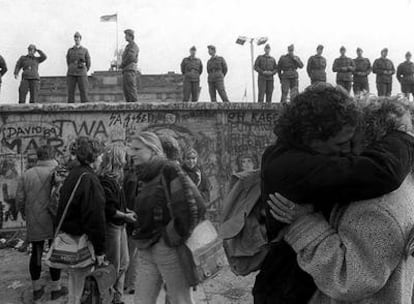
280,78,298,104
19,79,40,104
30,240,60,281
68,266,93,304
123,70,138,102
183,80,200,102
134,238,193,304
67,75,89,103
125,235,139,290
258,78,274,103
208,79,229,102
105,223,130,303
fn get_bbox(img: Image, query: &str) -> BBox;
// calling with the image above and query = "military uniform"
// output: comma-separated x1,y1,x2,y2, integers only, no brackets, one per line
0,55,7,96
66,45,91,103
397,60,414,97
332,56,355,93
181,56,203,102
278,55,303,104
372,58,395,97
14,50,47,104
306,55,327,85
254,54,278,103
207,55,229,102
120,41,139,102
353,57,371,95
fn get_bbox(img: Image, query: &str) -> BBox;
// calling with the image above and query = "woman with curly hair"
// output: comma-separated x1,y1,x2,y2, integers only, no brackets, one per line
126,132,205,304
99,143,137,304
56,136,106,304
254,83,414,304
267,97,414,303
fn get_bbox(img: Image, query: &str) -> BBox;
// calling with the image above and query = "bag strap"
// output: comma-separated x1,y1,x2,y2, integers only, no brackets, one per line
53,172,88,238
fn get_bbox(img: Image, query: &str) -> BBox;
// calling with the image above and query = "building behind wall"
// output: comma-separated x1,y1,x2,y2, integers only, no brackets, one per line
38,71,184,103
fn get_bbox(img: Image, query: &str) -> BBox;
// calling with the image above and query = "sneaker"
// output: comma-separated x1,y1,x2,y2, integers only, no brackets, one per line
51,286,68,300
33,286,45,301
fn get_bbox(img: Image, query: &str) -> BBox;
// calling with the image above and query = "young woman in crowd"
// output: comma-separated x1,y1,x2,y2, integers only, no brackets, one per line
99,143,137,304
182,147,211,203
56,137,107,304
267,97,414,303
126,131,205,304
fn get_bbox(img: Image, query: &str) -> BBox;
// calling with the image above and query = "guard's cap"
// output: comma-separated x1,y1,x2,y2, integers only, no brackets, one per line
190,46,196,51
356,47,363,52
207,45,216,51
74,32,82,38
382,48,388,53
124,29,135,36
288,44,294,51
340,46,346,51
317,44,324,50
28,44,36,50
264,44,271,49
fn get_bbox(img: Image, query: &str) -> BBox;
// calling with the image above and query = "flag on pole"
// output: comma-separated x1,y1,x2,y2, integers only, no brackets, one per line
100,13,117,22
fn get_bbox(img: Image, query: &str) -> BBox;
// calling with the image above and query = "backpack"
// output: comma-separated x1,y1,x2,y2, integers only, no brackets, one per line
219,170,269,276
49,164,70,219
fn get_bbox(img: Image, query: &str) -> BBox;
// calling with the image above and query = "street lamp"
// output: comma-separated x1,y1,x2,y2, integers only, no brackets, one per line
236,36,268,102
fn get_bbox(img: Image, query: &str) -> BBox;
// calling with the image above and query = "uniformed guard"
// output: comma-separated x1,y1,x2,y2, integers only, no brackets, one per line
254,44,278,103
397,51,414,99
181,46,203,102
14,44,47,104
66,32,91,103
278,44,303,104
120,29,139,102
332,46,355,93
306,45,327,85
352,48,371,96
0,53,7,97
372,48,395,97
206,45,229,102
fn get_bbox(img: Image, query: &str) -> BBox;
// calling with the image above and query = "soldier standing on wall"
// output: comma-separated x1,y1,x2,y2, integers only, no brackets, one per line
306,45,327,85
278,44,303,104
352,47,372,96
207,45,230,102
66,32,91,103
120,29,139,102
332,46,355,93
181,46,203,102
372,48,395,97
254,44,278,103
0,53,7,97
14,44,47,104
397,51,414,100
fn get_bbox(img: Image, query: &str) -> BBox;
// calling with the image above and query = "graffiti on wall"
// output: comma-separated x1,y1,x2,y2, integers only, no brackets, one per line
0,107,277,228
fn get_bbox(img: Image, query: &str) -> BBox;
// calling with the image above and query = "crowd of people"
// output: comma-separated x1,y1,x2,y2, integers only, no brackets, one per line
14,81,414,304
16,133,211,304
1,30,414,104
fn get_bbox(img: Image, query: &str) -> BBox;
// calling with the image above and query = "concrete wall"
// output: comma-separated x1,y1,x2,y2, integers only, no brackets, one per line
0,102,279,229
38,71,184,103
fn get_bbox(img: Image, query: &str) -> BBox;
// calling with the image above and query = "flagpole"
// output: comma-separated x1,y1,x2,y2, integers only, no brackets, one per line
116,12,119,71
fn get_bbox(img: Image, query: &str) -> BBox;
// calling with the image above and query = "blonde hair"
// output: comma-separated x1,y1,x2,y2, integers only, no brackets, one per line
99,142,127,184
129,131,165,157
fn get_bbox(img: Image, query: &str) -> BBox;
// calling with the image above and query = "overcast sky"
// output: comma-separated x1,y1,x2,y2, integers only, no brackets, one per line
0,0,413,103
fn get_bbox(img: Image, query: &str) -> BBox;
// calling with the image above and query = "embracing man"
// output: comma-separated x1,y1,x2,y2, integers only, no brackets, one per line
254,83,414,304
